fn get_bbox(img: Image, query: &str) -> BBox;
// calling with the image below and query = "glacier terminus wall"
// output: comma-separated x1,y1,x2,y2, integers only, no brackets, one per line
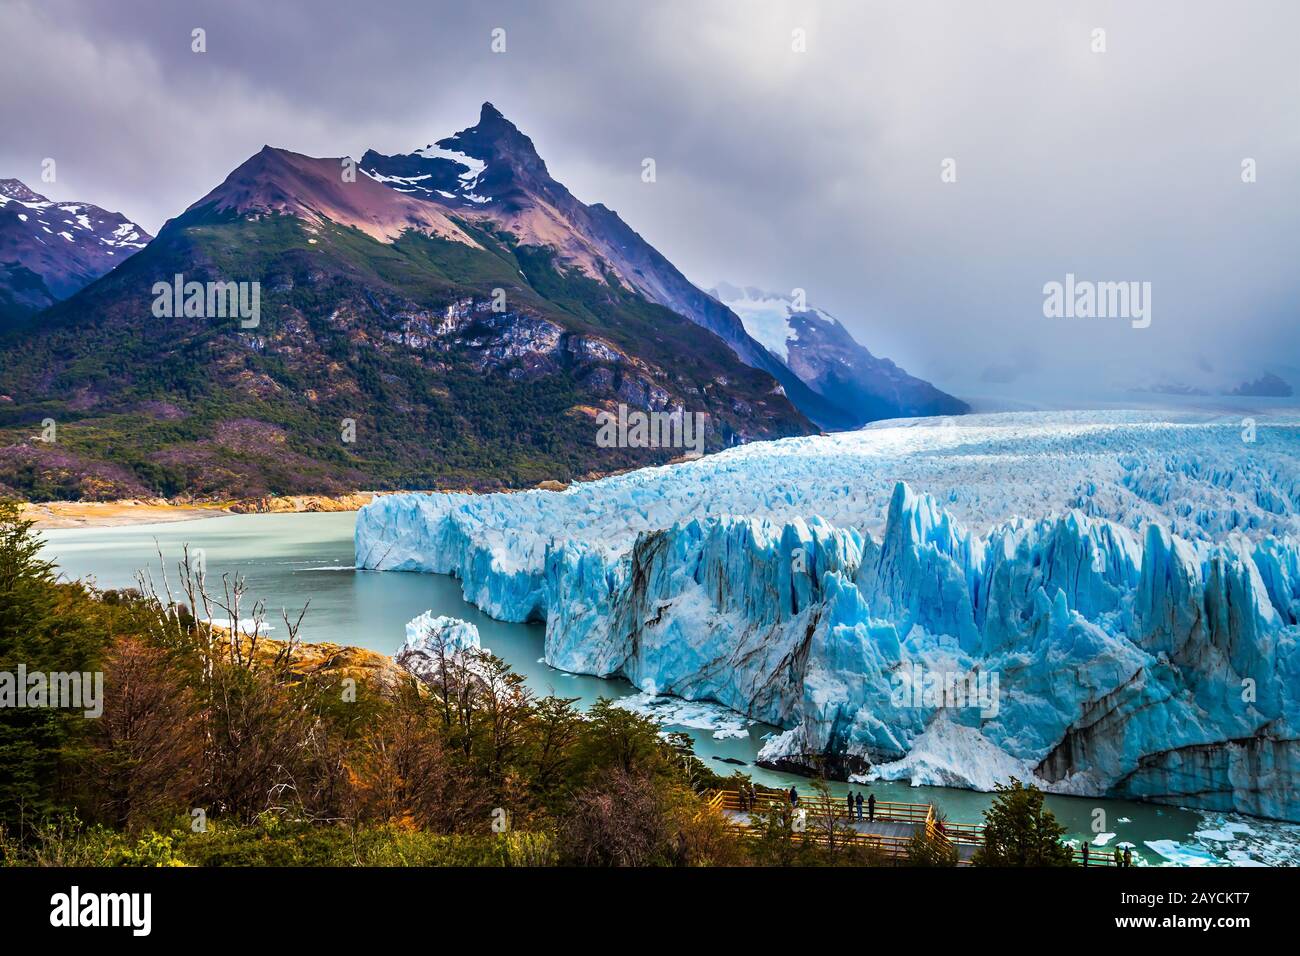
356,411,1300,820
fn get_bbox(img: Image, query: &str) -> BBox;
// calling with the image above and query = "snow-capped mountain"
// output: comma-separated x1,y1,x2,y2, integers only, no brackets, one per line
183,145,480,246
356,410,1300,820
0,178,150,324
360,103,852,429
0,123,817,499
711,283,969,425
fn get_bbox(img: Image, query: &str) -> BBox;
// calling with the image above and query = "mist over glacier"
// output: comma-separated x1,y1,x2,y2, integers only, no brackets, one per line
356,410,1300,820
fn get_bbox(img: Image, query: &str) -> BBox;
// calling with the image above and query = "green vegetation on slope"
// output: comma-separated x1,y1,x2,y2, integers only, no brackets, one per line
0,212,810,501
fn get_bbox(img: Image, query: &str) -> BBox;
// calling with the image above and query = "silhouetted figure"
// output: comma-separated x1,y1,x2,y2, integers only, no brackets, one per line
1082,842,1090,866
789,786,799,808
855,791,864,821
1124,847,1133,867
846,791,854,816
867,793,876,822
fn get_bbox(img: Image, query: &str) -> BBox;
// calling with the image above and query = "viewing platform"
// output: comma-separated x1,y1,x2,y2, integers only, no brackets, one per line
703,789,1124,866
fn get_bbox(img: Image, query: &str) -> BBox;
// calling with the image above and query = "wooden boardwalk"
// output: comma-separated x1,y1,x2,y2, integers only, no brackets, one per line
704,789,1123,866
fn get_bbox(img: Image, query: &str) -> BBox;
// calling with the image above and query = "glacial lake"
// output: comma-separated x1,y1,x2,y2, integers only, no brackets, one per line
40,511,1300,866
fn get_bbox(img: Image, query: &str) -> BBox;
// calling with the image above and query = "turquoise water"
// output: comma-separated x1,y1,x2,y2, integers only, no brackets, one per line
39,511,1300,866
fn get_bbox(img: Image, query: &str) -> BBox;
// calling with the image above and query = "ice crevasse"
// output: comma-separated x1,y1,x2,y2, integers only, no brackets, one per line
356,412,1300,820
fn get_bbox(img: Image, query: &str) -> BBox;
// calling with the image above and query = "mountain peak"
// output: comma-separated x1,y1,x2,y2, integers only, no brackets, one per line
710,283,969,424
0,176,150,322
360,103,551,210
0,178,47,203
180,145,479,246
453,102,545,171
473,101,525,142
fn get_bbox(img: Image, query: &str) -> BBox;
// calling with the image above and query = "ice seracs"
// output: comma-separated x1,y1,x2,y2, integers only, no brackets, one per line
358,410,1300,820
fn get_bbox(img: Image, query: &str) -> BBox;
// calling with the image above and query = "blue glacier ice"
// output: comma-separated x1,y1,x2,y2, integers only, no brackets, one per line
394,612,484,685
356,411,1300,820
402,611,481,653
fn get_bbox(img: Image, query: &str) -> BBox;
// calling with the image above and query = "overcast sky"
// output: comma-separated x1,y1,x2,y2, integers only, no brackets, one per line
4,0,1297,404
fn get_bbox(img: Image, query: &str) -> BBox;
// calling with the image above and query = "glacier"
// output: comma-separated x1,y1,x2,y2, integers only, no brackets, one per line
356,410,1300,820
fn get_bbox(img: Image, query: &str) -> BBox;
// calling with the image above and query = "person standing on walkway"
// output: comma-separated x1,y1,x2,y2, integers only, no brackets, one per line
846,790,854,817
789,786,799,808
855,791,864,821
867,793,876,822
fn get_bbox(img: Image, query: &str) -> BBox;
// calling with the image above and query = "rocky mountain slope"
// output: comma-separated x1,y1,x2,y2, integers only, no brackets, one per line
361,104,855,429
0,128,813,500
0,178,149,325
711,283,969,425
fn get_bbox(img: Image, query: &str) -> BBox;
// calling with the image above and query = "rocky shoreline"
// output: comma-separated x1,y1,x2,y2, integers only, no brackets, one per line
22,492,379,529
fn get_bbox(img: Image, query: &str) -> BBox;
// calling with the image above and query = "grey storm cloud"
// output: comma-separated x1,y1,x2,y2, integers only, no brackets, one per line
981,347,1040,386
3,0,1297,405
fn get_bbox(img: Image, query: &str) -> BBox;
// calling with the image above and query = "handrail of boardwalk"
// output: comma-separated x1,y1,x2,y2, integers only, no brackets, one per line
704,789,1125,866
714,788,934,824
925,818,1122,866
706,789,926,862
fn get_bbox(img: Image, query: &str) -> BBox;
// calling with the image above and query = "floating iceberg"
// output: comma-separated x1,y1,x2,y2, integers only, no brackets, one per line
357,411,1300,820
395,612,483,684
612,692,753,740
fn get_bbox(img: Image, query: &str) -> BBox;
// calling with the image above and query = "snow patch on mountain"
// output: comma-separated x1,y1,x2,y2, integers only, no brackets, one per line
711,282,969,426
413,144,491,201
719,286,804,363
0,178,152,318
0,181,147,251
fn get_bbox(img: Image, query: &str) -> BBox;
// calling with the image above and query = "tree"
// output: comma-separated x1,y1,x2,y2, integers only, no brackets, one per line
83,637,202,830
524,695,581,808
0,501,111,831
569,698,668,782
349,690,490,833
0,501,58,648
558,768,675,866
905,809,959,867
471,650,535,800
746,795,812,867
972,777,1076,866
806,777,859,857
